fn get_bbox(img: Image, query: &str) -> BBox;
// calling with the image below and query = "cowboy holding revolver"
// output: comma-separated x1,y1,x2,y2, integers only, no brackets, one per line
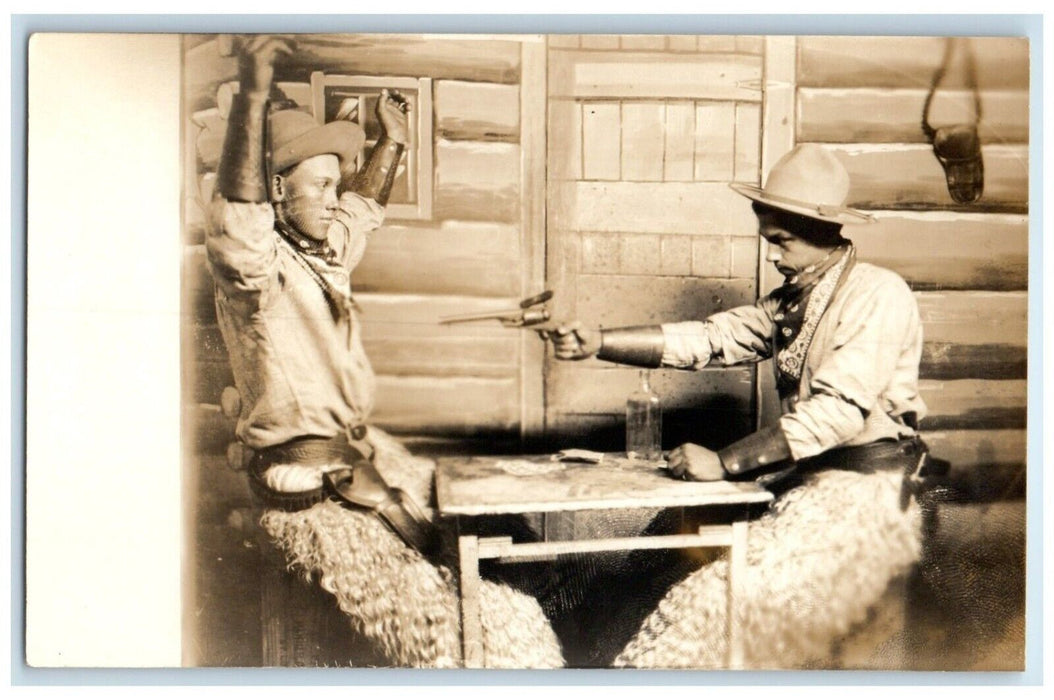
543,145,938,668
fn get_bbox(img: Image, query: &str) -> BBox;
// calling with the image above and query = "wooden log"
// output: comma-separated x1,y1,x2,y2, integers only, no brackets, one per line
220,386,242,419
549,50,762,100
822,143,1029,212
372,375,520,434
916,291,1027,347
434,140,520,223
855,212,1028,291
272,34,521,85
363,336,519,379
353,221,522,296
920,342,1027,381
551,181,759,236
798,87,1030,144
918,379,1026,431
435,80,520,142
575,274,757,327
798,36,1029,90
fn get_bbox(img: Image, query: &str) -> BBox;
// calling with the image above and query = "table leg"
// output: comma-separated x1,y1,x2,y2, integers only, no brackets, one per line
727,517,748,669
457,532,484,668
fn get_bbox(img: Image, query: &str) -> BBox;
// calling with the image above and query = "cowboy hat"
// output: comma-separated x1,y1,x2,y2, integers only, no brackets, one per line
269,108,365,175
730,144,874,225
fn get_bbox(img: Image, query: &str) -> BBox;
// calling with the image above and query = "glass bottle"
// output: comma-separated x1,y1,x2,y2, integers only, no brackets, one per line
626,369,662,461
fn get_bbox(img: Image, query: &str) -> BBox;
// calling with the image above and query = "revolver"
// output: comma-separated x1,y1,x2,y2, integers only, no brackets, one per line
439,291,554,329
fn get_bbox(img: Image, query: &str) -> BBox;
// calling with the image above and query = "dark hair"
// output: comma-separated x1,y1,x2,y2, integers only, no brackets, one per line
751,202,846,248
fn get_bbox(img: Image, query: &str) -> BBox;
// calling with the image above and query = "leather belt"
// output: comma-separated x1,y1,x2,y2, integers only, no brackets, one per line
247,430,439,556
797,436,926,475
796,436,950,510
248,433,368,512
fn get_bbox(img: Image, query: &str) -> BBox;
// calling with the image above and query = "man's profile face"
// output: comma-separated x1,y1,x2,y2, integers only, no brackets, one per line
757,211,828,279
274,153,341,241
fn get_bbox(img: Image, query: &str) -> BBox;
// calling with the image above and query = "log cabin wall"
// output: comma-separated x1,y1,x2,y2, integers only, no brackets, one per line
181,35,546,662
183,35,547,457
545,34,768,448
793,36,1029,497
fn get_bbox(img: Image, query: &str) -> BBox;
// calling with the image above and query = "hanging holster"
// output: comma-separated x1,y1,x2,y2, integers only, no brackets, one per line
324,462,439,557
922,38,985,204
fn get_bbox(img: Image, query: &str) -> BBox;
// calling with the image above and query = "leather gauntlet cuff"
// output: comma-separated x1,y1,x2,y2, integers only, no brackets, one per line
718,426,793,477
217,93,270,203
596,326,665,367
349,137,404,206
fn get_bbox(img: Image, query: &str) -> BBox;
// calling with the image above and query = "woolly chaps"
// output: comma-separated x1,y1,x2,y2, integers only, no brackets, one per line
258,428,565,669
614,468,923,669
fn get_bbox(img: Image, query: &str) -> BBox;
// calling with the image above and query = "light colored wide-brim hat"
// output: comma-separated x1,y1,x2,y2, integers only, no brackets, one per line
269,108,365,175
730,144,875,225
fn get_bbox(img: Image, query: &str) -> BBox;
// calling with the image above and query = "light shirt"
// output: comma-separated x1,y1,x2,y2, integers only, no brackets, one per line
205,193,384,450
660,263,927,461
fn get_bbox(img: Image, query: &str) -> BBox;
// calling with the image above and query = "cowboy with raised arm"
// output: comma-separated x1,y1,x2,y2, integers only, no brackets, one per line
205,36,564,668
546,145,939,668
208,36,424,519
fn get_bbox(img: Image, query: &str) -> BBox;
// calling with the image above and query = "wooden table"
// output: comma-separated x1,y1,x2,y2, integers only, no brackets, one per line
436,454,774,668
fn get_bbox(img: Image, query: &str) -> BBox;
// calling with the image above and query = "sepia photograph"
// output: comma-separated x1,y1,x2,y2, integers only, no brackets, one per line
23,23,1034,676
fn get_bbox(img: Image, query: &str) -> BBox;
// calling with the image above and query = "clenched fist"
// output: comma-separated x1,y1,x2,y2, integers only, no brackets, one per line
665,442,726,482
237,35,295,98
540,322,601,361
377,89,411,145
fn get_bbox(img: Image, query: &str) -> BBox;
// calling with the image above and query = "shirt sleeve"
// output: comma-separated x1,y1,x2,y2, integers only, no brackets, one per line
333,192,385,271
660,294,779,369
204,198,280,310
780,274,921,460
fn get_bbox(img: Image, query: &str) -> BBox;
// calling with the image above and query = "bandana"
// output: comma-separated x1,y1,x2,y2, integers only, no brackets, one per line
773,244,856,397
276,221,360,332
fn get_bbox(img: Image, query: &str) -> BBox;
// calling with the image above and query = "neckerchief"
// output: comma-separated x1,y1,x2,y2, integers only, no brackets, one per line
774,244,856,397
275,221,359,328
276,219,341,265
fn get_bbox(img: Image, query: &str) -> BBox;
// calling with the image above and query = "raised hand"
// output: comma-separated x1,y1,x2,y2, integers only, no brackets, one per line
376,89,411,145
238,35,296,97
